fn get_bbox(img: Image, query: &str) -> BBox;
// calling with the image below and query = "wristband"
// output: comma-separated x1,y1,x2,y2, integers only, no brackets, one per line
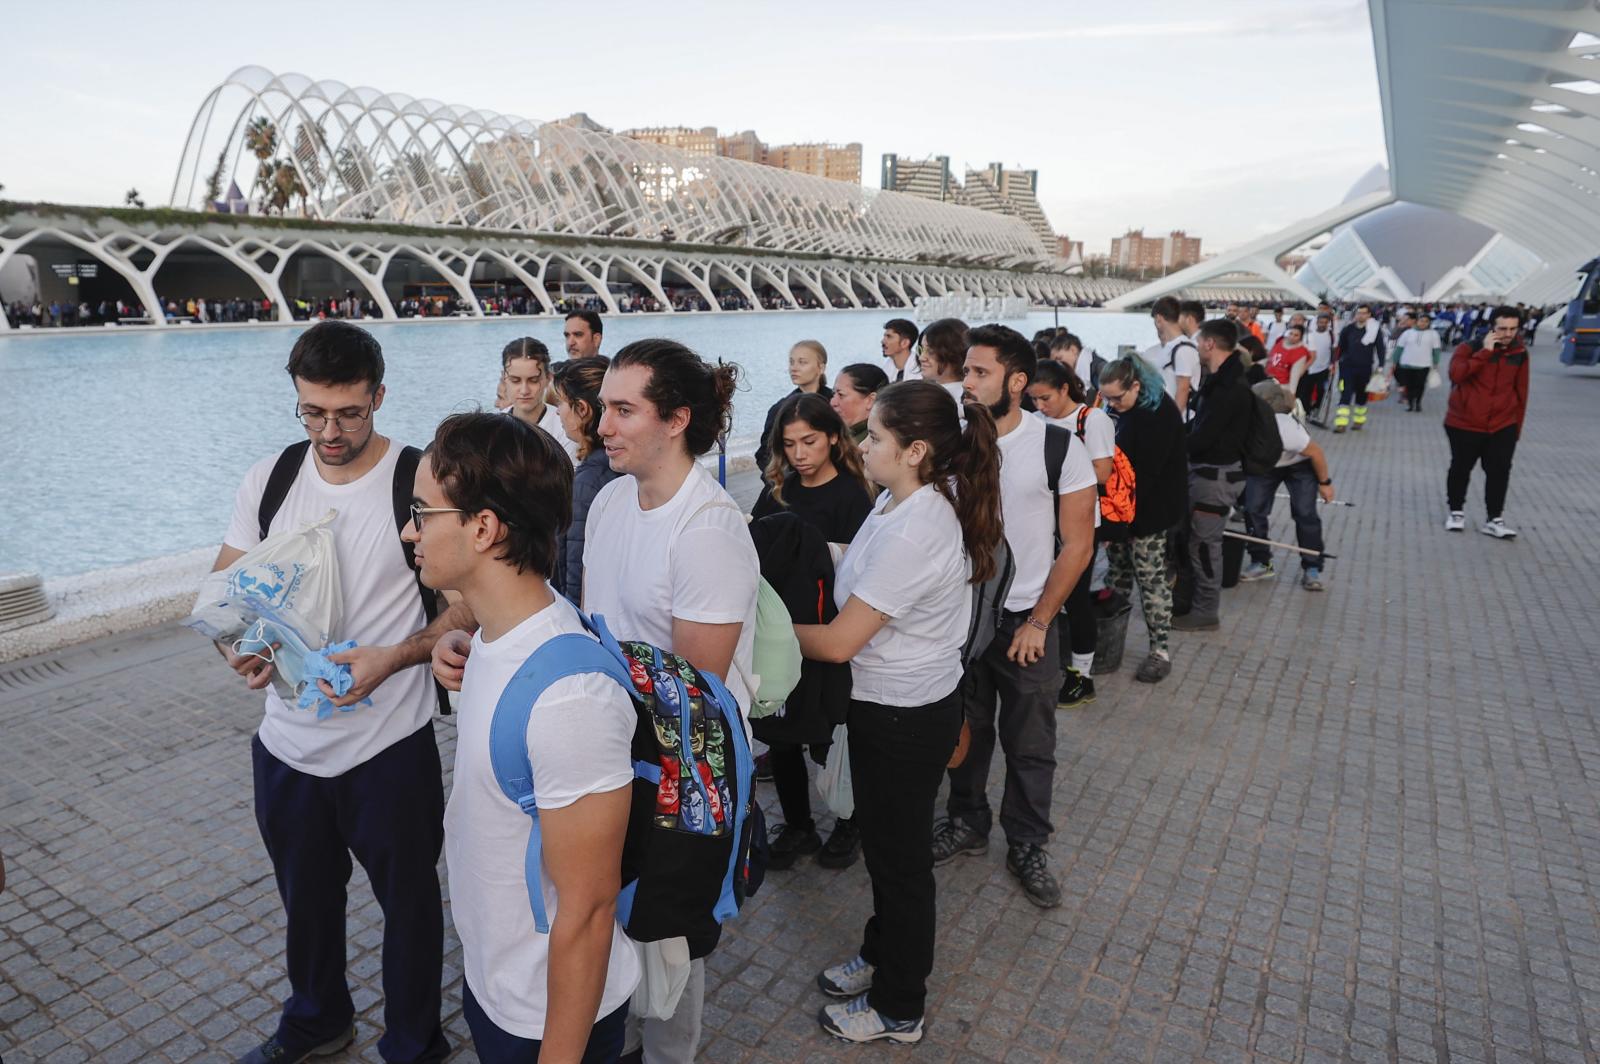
1025,616,1050,633
1318,478,1332,486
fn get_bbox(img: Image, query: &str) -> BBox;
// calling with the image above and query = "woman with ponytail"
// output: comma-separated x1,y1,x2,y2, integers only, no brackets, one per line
793,380,1001,1045
1095,355,1188,683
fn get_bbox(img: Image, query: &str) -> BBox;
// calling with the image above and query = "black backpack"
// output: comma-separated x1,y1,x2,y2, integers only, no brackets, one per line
963,424,1069,666
1241,395,1286,477
257,440,452,715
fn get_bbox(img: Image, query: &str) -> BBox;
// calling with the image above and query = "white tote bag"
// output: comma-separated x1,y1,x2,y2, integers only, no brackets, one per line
815,722,854,819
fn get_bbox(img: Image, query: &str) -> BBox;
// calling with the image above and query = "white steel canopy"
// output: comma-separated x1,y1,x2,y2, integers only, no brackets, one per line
171,66,1051,269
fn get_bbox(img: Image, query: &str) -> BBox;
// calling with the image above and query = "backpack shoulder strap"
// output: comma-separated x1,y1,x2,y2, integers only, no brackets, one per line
392,444,453,716
489,632,635,934
257,440,312,541
1074,406,1089,441
1043,423,1070,497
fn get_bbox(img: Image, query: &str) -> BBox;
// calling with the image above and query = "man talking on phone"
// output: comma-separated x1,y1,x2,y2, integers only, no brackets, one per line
1442,306,1529,539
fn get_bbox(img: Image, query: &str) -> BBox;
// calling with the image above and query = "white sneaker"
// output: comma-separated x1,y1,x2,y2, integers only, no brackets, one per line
819,993,924,1044
816,954,875,998
1444,511,1466,532
1481,517,1517,540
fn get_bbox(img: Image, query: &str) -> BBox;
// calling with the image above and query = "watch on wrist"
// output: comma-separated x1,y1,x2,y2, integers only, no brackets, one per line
1318,478,1333,486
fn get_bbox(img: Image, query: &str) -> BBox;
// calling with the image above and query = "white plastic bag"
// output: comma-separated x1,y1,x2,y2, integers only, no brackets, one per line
815,722,853,819
185,510,343,700
630,936,692,1020
1427,366,1443,390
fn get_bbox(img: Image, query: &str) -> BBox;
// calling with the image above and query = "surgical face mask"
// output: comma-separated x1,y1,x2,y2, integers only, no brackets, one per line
234,615,315,701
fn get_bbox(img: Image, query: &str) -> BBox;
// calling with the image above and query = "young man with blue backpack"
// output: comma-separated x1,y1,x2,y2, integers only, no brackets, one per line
405,411,641,1062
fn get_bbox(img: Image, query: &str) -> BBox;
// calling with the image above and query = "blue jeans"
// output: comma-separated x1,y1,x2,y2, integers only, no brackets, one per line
1243,462,1324,570
463,983,627,1064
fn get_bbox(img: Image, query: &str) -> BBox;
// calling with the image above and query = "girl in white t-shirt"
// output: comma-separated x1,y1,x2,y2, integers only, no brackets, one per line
1393,314,1443,412
1026,358,1114,701
793,380,1003,1045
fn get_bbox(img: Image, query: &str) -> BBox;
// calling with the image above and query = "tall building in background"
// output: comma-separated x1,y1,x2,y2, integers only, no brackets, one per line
881,154,956,201
768,142,862,183
1109,229,1203,273
1057,235,1084,261
959,164,1056,254
718,130,766,164
620,126,719,156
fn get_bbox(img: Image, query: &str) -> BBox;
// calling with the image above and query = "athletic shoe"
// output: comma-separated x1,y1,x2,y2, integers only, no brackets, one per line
235,1027,354,1064
819,994,923,1044
1301,568,1325,592
765,823,821,871
1444,511,1466,532
1134,653,1172,683
815,817,861,870
1057,668,1096,708
1171,612,1219,631
930,817,987,866
1481,517,1518,540
1332,424,1347,434
1006,843,1062,908
817,954,876,999
1239,560,1275,582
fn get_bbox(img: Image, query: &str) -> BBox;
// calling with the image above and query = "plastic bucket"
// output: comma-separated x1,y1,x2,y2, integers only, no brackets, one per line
1092,591,1133,674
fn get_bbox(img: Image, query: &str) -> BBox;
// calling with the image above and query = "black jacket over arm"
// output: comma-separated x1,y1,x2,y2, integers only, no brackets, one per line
1116,392,1189,537
1187,352,1253,466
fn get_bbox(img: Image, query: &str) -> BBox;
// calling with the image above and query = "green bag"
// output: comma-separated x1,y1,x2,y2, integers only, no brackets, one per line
747,577,801,719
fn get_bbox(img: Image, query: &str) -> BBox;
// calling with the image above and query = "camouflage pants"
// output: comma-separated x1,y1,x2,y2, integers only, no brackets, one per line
1106,531,1172,656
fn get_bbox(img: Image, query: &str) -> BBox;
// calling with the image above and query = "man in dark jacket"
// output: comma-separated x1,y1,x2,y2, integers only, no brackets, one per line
1444,306,1529,539
1334,304,1387,433
1175,319,1253,631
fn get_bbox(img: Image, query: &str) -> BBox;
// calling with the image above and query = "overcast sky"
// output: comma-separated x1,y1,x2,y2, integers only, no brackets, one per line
0,0,1386,254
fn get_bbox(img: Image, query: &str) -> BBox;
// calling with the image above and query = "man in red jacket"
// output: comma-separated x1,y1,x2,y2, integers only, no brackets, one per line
1444,306,1529,539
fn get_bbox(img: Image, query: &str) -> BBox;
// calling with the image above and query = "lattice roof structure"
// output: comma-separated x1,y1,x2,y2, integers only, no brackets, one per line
172,66,1052,269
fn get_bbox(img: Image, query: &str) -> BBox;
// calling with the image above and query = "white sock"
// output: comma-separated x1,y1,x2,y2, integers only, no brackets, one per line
1070,652,1094,676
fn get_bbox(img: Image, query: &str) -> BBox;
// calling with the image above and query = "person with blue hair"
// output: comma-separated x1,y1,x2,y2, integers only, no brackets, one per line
1093,355,1189,683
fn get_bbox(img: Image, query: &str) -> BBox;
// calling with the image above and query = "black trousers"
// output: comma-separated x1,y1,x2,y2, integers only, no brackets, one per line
1060,560,1097,661
850,690,963,1021
1446,424,1518,518
769,742,815,832
463,983,625,1063
1397,366,1430,409
251,723,448,1062
1296,368,1330,411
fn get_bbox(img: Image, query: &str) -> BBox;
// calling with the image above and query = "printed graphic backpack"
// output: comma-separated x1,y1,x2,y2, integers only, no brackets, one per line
488,612,763,953
1075,406,1137,532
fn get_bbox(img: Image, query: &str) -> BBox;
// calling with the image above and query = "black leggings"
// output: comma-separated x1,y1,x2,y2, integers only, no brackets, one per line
1058,558,1097,670
768,742,815,832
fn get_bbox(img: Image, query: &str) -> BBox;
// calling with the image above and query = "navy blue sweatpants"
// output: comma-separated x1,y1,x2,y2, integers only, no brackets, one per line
251,722,448,1062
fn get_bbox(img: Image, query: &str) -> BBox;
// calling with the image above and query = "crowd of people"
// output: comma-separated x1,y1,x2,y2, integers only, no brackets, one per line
203,288,1539,1063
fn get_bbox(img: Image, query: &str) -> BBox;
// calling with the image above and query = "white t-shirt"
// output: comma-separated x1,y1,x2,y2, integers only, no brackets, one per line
223,441,432,777
1265,320,1288,350
996,413,1097,612
883,352,922,382
834,484,970,707
584,465,760,712
1154,336,1200,410
1275,413,1313,468
1395,328,1442,369
446,594,641,1039
1041,405,1114,529
1306,327,1335,373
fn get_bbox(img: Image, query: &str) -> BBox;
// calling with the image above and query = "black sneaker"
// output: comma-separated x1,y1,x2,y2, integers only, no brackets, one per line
236,1026,355,1064
816,816,861,869
1057,669,1096,709
765,822,821,870
1006,844,1062,908
930,817,988,866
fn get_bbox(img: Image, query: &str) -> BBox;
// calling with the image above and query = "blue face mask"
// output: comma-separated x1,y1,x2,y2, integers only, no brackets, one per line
234,615,316,701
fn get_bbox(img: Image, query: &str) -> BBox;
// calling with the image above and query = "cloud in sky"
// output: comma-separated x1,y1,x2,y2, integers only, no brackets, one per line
0,0,1386,254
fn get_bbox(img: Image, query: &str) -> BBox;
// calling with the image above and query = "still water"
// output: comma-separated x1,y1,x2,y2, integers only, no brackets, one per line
0,309,1155,577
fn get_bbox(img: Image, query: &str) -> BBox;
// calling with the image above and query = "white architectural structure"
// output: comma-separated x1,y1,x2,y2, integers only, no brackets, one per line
1112,0,1600,311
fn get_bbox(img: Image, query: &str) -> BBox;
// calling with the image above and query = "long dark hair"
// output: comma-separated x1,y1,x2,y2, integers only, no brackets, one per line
763,393,872,506
552,356,608,460
1032,358,1087,406
872,381,1003,584
611,339,739,456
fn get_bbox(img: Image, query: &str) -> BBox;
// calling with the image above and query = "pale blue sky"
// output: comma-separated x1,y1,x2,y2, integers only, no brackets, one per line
0,0,1385,253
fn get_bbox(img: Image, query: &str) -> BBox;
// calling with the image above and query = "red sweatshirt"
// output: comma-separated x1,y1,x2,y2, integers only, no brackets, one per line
1444,340,1529,435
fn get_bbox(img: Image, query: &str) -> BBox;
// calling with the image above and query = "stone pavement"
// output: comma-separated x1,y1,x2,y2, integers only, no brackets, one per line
3,346,1600,1063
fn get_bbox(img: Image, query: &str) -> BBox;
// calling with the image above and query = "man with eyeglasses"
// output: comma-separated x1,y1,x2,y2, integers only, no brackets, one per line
210,321,472,1064
502,337,578,462
1443,306,1529,539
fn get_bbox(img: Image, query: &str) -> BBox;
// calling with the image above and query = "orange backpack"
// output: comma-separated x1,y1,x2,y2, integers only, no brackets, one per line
1076,406,1137,530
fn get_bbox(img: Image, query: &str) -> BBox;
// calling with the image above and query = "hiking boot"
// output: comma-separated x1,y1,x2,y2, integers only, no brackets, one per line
816,816,861,870
1301,568,1325,592
1481,517,1518,540
765,822,821,870
1171,612,1219,631
1134,652,1171,684
235,1026,354,1064
817,954,875,998
930,817,988,866
1006,843,1062,908
1239,560,1275,582
1057,669,1096,709
1444,511,1466,532
819,994,923,1044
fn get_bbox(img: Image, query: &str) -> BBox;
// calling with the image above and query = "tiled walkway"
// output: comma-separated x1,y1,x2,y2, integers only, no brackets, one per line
3,347,1599,1063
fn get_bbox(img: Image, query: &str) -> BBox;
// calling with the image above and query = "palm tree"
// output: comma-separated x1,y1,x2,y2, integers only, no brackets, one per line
202,149,228,208
267,160,308,216
245,117,279,212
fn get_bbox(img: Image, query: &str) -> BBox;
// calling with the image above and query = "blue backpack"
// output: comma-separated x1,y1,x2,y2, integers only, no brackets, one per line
488,612,764,950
